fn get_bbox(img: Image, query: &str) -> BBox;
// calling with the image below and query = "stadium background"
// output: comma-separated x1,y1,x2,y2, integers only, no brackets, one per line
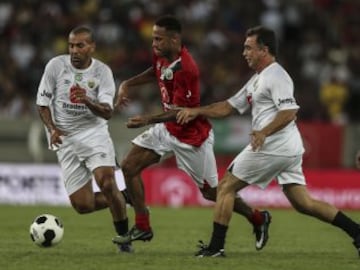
0,0,360,208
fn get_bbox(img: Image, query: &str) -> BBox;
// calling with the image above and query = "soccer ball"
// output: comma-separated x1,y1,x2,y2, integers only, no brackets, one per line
29,214,64,247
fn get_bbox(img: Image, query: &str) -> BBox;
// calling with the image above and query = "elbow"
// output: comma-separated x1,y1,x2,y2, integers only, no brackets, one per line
100,104,113,120
104,111,112,120
282,109,298,123
290,110,298,122
220,102,235,118
37,105,48,116
102,108,113,120
119,80,128,89
37,105,46,111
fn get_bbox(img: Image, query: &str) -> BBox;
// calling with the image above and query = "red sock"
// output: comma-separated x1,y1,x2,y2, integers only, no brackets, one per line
135,213,151,231
250,209,264,226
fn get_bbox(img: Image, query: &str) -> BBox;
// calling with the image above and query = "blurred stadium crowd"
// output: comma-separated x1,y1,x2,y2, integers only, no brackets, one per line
0,0,359,123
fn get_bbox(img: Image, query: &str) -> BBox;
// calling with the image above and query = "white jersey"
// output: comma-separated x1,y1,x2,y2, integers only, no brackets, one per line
36,55,115,135
228,62,304,156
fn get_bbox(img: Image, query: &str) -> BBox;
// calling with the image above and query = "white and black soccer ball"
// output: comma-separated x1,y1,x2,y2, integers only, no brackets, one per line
29,214,64,247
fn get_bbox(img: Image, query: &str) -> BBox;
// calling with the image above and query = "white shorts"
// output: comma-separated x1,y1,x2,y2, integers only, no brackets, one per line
132,123,218,188
56,126,116,195
229,145,306,189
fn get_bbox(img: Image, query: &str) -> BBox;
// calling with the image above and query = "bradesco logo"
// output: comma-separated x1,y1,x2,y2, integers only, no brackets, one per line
160,176,193,207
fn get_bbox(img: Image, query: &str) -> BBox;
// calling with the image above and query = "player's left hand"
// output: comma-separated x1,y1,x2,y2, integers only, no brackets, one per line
250,130,266,152
126,115,150,128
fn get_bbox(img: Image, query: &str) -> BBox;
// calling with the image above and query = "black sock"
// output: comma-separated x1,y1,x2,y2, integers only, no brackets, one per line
332,211,359,239
209,222,228,250
114,218,128,236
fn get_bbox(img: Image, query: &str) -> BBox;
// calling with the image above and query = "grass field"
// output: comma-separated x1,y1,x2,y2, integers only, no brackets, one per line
1,205,359,270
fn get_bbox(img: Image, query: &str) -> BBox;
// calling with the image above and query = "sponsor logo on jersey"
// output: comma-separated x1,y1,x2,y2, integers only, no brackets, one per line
87,79,95,89
74,73,82,81
161,67,173,80
186,90,191,98
159,58,181,81
62,102,88,116
62,102,87,110
277,98,295,107
40,90,52,98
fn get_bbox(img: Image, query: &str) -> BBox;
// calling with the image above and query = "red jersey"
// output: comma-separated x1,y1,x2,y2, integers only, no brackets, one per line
152,46,211,147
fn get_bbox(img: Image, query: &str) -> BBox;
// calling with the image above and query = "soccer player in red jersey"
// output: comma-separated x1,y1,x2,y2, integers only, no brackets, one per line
112,15,271,248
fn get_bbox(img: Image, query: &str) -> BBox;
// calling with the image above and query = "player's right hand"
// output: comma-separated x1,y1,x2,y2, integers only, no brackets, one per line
250,130,265,152
50,128,65,148
70,84,87,103
114,82,130,109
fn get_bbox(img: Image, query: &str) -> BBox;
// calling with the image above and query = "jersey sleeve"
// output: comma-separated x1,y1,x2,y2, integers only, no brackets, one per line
227,86,250,114
270,74,299,111
36,58,57,106
98,65,116,109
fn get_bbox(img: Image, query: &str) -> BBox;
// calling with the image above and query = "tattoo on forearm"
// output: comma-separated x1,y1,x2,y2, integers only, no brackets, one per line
38,107,55,131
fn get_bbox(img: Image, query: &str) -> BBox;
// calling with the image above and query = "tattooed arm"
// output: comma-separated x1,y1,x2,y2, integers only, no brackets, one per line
37,106,64,147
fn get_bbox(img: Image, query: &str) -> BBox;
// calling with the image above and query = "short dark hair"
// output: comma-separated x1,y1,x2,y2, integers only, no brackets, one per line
69,25,95,42
155,15,182,34
246,26,277,57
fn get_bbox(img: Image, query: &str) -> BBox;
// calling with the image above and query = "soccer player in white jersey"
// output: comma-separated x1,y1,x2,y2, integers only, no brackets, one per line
177,25,360,257
36,25,131,252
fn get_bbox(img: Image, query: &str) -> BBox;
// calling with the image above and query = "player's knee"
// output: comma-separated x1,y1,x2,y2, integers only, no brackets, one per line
98,177,116,196
218,179,226,189
120,159,137,179
217,179,232,195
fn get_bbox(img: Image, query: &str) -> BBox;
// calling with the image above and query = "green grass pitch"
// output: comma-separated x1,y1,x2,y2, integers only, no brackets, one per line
1,205,359,270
